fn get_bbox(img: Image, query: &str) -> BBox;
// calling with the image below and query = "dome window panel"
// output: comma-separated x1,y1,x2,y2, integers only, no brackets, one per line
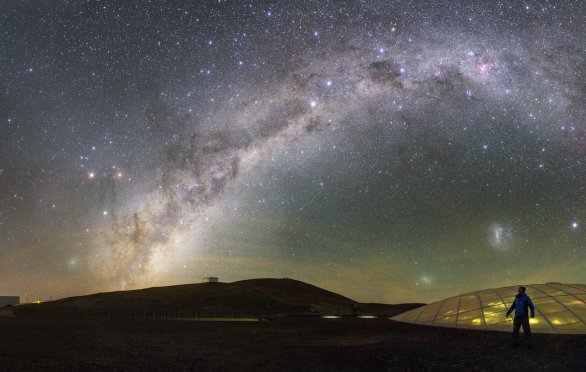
391,284,586,334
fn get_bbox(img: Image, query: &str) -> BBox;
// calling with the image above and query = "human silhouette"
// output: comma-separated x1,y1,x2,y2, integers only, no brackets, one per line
506,286,535,348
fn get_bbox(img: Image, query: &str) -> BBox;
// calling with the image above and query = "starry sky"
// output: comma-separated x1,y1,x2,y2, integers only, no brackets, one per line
1,0,586,304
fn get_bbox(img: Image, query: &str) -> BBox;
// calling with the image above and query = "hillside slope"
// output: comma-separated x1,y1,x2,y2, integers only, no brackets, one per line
16,278,423,317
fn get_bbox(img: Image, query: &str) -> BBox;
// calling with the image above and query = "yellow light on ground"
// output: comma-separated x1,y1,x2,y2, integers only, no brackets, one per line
471,318,482,325
530,317,539,325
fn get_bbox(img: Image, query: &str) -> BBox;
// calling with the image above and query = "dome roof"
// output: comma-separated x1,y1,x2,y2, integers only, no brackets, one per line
391,283,586,334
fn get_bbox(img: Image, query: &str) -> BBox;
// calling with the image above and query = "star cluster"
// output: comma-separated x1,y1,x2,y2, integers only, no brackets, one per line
1,1,585,303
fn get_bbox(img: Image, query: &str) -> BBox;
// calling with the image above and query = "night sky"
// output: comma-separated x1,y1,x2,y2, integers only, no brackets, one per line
1,1,586,304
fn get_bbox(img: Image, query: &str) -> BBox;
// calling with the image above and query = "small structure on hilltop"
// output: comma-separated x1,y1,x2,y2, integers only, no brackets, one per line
203,277,219,283
0,296,20,307
0,296,20,317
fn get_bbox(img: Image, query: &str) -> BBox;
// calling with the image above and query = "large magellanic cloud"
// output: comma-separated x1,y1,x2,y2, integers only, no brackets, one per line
98,22,586,294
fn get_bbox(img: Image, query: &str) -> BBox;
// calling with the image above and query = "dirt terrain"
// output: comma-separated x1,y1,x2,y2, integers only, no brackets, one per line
1,316,584,371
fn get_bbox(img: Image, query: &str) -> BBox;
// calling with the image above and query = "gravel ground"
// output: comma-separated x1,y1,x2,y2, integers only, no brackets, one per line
0,316,584,371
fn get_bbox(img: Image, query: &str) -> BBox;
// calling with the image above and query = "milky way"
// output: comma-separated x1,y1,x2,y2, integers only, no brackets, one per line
1,1,586,303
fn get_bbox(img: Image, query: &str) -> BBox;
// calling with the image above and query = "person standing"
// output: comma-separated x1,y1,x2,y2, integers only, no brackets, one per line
506,286,535,348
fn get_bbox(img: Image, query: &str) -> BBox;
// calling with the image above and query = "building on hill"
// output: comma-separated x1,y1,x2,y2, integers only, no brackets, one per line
203,277,219,283
0,296,20,307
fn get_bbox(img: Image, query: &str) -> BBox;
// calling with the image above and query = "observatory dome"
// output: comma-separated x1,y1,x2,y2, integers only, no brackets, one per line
391,283,586,334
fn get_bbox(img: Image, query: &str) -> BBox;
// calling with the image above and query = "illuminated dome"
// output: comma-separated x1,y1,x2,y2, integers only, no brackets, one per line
392,283,586,334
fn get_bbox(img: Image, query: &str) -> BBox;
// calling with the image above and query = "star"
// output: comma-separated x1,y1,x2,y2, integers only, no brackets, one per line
1,0,585,305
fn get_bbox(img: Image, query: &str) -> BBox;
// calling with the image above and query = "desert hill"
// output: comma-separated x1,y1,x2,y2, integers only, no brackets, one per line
16,278,422,317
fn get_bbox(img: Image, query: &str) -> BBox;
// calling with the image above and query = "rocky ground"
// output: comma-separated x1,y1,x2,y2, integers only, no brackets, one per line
0,316,584,371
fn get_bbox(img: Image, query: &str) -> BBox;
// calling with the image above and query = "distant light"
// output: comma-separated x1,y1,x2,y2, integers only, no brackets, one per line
326,80,332,87
103,211,108,216
310,100,317,108
358,315,377,319
321,315,341,319
88,172,95,179
572,221,579,229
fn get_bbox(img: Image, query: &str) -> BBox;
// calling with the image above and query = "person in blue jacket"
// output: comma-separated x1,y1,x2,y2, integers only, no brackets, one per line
506,286,535,347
